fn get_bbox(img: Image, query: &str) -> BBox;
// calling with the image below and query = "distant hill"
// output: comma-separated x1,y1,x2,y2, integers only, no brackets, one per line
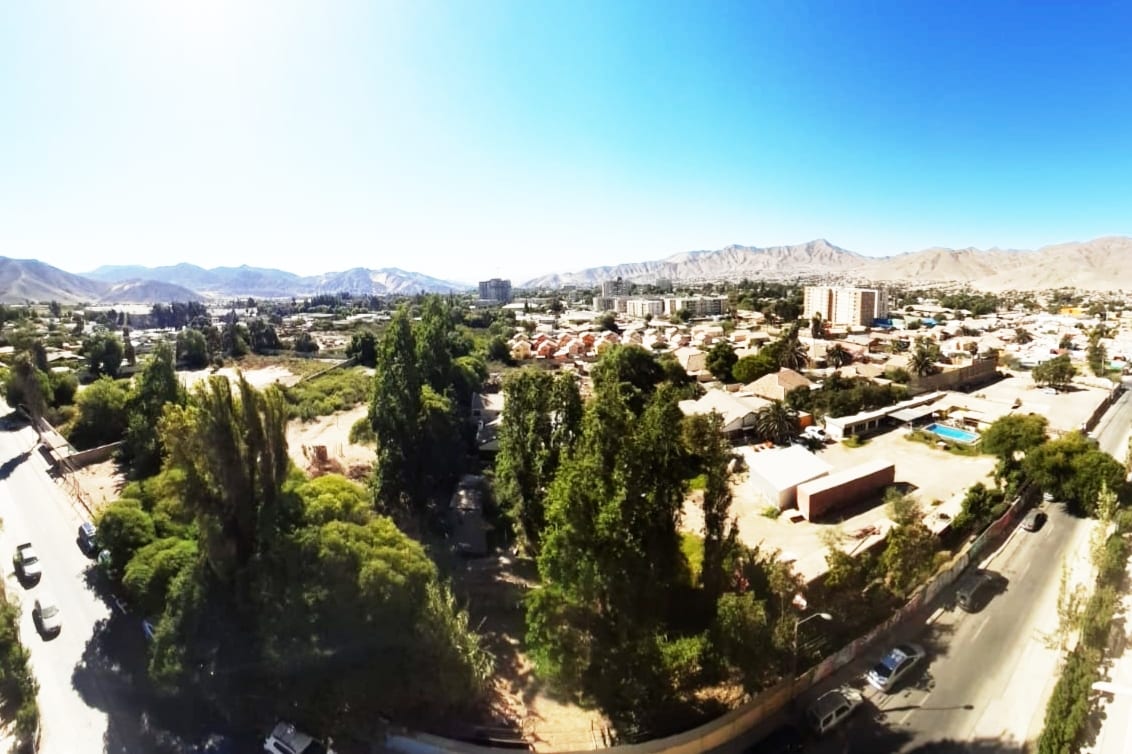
86,263,467,298
98,279,202,305
523,239,864,288
0,258,106,304
524,236,1132,292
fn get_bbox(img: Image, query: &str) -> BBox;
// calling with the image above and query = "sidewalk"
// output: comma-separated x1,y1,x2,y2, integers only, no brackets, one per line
1082,558,1132,754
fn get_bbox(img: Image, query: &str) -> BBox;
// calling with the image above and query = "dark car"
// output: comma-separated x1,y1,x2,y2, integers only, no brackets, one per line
1022,509,1047,532
78,522,98,555
744,723,805,753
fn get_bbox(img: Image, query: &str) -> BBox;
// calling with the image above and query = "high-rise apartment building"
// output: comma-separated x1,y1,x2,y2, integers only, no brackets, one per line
478,278,513,303
601,278,630,297
803,286,889,326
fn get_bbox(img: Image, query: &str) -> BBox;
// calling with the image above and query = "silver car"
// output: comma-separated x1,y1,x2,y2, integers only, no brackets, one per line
34,594,62,636
866,643,925,692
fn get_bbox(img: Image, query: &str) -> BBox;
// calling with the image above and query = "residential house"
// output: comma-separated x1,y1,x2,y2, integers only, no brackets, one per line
746,368,815,402
678,389,771,437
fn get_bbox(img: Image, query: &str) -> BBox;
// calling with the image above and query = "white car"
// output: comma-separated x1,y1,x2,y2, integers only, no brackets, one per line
806,685,863,735
33,594,62,636
803,426,828,442
264,722,334,754
866,643,925,692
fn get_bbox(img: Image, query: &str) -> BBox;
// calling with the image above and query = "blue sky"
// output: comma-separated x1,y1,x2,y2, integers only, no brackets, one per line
1,1,1130,284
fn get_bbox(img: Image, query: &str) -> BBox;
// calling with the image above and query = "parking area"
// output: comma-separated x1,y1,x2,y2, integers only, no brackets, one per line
965,369,1112,433
682,428,996,583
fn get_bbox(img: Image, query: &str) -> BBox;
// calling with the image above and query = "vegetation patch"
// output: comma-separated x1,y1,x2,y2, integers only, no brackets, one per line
0,586,39,747
283,367,371,421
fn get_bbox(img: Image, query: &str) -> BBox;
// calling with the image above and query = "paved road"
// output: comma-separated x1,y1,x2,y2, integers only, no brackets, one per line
0,415,236,753
1091,386,1132,460
0,417,118,753
797,502,1091,753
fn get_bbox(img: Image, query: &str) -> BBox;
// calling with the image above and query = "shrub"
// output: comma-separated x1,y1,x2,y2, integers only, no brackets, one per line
349,416,375,445
283,367,371,421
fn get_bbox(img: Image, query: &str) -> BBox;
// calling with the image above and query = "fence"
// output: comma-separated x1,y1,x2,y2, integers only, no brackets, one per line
385,483,1039,754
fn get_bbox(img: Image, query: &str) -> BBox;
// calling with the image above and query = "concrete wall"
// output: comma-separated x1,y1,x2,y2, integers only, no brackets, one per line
909,356,998,394
60,442,122,470
384,484,1038,754
796,461,895,521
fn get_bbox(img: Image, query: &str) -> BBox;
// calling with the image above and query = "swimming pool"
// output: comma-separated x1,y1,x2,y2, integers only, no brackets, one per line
924,422,979,444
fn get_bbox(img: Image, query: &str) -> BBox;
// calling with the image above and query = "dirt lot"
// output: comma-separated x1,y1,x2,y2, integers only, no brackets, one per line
178,364,302,391
684,427,997,583
452,556,611,751
285,404,373,478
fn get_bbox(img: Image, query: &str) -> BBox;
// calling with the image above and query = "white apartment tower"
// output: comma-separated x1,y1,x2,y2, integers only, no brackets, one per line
804,286,889,326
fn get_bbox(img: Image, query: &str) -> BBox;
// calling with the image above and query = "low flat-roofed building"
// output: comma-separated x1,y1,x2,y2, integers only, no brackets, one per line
796,458,896,521
740,444,832,510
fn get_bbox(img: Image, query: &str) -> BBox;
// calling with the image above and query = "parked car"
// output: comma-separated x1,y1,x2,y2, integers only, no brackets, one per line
743,723,805,753
802,426,829,442
264,722,333,754
956,570,1002,613
33,593,62,637
1021,509,1048,532
866,643,926,693
14,543,42,583
806,685,863,736
77,522,98,555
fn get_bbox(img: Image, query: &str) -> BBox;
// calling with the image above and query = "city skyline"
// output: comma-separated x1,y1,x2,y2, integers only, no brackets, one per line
2,2,1130,283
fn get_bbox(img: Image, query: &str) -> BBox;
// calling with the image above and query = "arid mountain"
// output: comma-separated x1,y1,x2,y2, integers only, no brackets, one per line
524,235,1132,292
0,258,106,304
98,280,202,305
86,263,465,298
524,239,864,288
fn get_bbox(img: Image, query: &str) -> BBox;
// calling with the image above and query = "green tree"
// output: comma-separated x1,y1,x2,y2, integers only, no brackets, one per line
122,537,198,615
880,520,937,597
527,384,689,735
683,412,736,603
1014,328,1034,344
84,332,125,378
810,313,823,339
345,330,377,367
706,342,737,382
68,376,130,449
95,499,157,575
1032,354,1075,390
825,343,853,368
755,402,799,445
731,353,778,384
494,370,582,554
1087,335,1107,377
1023,432,1125,516
122,342,187,478
2,353,50,421
415,296,454,394
248,318,282,355
160,376,290,583
980,413,1049,480
1058,333,1074,351
776,327,809,370
176,328,210,369
909,337,941,377
293,331,320,354
370,309,424,516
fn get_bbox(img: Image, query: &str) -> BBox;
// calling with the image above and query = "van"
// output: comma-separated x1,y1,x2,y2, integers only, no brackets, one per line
956,571,995,613
805,686,863,736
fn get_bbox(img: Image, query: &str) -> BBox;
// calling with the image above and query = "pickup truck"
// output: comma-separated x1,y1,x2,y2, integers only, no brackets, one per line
15,543,42,581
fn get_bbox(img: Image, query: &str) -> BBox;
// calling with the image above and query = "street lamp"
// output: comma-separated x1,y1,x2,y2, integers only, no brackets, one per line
792,612,833,682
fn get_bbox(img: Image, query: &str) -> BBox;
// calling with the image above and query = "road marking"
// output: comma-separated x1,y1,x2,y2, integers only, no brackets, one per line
970,615,990,642
926,607,945,625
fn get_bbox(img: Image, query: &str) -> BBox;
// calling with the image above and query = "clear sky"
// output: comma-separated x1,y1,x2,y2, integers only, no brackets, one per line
1,1,1130,284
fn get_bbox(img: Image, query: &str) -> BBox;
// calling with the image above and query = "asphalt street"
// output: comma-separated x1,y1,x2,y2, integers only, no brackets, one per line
0,414,240,754
1090,385,1132,459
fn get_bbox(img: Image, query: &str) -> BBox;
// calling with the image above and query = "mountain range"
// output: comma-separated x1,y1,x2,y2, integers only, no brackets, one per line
0,260,468,305
522,236,1132,293
0,235,1129,304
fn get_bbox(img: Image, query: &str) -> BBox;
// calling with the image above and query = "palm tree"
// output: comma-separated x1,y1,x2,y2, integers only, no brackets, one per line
778,328,809,371
1014,328,1033,345
909,346,937,377
755,402,800,445
826,343,853,368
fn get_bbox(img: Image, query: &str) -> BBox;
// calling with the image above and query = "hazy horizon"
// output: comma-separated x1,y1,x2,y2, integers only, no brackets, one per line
3,2,1130,283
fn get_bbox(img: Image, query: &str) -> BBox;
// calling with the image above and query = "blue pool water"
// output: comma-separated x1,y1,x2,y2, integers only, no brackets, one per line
924,422,979,444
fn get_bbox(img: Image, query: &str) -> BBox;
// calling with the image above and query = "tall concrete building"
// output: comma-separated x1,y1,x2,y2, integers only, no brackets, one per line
803,286,889,326
478,278,513,303
601,277,630,297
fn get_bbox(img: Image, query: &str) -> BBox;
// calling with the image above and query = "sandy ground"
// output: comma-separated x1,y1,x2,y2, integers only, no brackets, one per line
178,365,302,391
285,404,374,477
683,428,998,583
